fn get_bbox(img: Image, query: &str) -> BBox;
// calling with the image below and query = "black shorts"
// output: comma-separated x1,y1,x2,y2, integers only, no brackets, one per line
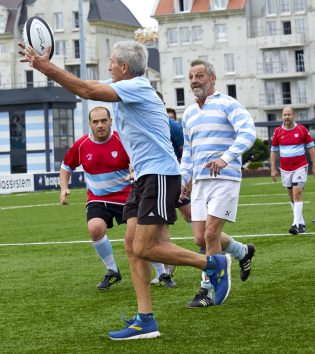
86,202,124,229
123,174,181,225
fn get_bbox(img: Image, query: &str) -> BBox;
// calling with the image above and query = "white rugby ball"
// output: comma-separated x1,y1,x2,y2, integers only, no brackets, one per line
23,16,54,60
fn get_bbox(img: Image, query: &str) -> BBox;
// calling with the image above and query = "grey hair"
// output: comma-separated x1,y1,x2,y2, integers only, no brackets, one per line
190,59,216,76
113,41,148,76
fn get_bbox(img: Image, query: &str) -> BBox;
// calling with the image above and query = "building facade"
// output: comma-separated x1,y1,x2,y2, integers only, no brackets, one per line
154,0,315,138
0,0,141,174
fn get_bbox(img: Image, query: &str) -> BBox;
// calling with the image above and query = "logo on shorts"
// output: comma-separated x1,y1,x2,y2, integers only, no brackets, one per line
111,151,118,158
148,212,155,217
297,176,302,180
225,210,231,217
86,154,93,160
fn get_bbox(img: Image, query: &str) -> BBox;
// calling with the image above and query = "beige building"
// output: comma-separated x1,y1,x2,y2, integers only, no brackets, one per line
153,0,315,138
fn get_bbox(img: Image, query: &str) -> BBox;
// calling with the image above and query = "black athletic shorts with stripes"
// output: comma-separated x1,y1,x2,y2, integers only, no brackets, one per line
123,174,181,225
86,202,125,228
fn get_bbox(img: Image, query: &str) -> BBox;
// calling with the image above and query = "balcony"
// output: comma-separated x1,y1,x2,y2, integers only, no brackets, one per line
257,60,307,79
257,33,306,49
259,93,311,110
63,46,98,66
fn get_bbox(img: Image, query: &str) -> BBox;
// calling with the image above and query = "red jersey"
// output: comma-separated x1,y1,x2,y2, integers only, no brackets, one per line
271,123,314,171
61,130,131,204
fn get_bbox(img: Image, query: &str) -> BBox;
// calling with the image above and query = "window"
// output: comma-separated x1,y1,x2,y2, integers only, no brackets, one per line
212,0,228,10
55,40,66,55
73,11,79,29
298,111,308,120
224,54,235,73
53,108,74,171
198,55,208,62
227,84,236,99
279,50,288,73
267,21,277,35
265,82,276,105
0,42,7,53
54,12,64,30
167,28,178,45
26,71,33,88
74,40,80,59
173,57,183,77
178,0,191,12
266,0,277,15
297,80,307,104
10,112,26,173
176,88,185,106
282,82,291,104
215,24,226,42
179,27,190,44
192,26,202,42
295,50,305,72
267,113,277,121
295,18,305,34
294,0,305,13
279,0,290,14
87,66,98,80
0,15,5,33
282,21,291,35
263,51,274,74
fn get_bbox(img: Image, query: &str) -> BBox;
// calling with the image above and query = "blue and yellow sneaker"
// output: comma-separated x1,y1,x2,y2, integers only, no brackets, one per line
205,254,231,305
108,317,160,340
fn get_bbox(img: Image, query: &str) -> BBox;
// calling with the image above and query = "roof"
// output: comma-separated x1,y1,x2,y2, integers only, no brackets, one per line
88,0,141,28
154,0,246,16
147,47,160,73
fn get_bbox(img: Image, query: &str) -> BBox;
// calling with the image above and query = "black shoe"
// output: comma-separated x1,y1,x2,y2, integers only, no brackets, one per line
186,288,213,308
97,269,122,290
239,244,256,281
158,273,176,288
298,224,307,233
288,225,299,235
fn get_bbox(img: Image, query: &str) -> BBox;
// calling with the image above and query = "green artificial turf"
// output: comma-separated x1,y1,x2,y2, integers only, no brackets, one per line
0,177,314,354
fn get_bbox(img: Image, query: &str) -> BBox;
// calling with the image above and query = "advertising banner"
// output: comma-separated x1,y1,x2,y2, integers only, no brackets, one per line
0,174,34,194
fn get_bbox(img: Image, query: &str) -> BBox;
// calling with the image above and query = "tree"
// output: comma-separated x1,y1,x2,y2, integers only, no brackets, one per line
242,138,269,165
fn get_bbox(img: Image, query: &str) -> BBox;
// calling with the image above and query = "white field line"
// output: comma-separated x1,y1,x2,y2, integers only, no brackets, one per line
0,202,84,210
0,233,314,247
0,200,311,211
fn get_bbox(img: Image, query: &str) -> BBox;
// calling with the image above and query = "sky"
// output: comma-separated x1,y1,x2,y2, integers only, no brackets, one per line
121,0,158,28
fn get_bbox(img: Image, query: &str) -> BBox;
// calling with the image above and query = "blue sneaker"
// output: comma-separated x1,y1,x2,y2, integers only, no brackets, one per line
205,254,231,305
108,317,161,340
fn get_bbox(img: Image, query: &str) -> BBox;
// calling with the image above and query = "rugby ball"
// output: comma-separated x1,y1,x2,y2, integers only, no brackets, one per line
23,16,54,60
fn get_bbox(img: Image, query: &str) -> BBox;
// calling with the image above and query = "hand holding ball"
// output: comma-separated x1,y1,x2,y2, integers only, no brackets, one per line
23,16,54,60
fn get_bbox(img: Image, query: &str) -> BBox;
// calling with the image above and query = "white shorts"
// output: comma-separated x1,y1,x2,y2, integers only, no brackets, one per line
280,166,308,188
191,179,240,222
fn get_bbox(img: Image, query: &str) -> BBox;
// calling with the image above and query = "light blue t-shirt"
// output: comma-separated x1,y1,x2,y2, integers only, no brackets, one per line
109,76,180,180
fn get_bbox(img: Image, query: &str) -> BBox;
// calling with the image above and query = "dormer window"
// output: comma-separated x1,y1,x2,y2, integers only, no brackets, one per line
176,0,192,13
212,0,228,11
0,15,5,33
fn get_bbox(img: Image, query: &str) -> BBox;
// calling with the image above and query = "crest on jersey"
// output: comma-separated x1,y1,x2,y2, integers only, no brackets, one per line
294,134,299,138
111,151,118,158
86,154,93,160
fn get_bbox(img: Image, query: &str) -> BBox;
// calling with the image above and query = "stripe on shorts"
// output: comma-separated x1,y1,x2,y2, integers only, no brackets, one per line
157,175,167,220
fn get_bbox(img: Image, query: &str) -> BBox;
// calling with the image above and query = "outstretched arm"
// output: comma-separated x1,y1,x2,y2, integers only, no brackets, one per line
18,43,119,102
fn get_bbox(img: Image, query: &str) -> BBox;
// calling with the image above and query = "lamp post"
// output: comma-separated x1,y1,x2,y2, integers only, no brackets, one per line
78,0,89,135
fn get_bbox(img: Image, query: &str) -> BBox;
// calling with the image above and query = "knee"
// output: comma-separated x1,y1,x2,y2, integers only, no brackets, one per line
88,225,105,241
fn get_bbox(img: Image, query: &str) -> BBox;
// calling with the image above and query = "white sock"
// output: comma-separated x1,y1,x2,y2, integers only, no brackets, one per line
151,262,166,277
293,201,304,225
224,239,247,260
92,235,118,272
